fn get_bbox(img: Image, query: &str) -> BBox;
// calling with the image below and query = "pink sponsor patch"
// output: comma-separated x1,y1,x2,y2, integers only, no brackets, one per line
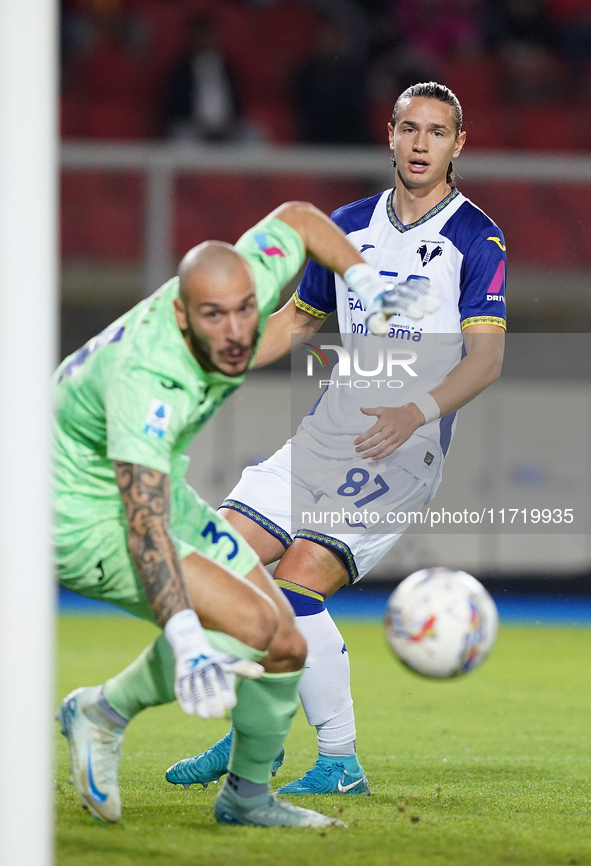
263,246,285,257
487,260,505,296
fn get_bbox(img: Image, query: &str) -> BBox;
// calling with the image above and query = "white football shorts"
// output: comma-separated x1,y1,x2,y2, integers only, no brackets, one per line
221,440,439,583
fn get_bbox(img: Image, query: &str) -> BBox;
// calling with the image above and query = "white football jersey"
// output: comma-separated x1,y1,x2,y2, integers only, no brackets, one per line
292,187,507,484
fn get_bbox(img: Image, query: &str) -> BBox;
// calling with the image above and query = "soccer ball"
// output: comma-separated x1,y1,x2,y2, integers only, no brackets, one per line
385,567,498,678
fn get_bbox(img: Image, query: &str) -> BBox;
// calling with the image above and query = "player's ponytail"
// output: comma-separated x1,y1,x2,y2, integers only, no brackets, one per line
390,82,463,187
446,161,454,186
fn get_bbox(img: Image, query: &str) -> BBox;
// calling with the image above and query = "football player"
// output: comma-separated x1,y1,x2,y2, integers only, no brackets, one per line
54,200,408,827
166,82,506,796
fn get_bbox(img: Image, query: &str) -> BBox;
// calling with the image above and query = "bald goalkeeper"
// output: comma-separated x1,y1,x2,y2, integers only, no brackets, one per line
54,202,387,829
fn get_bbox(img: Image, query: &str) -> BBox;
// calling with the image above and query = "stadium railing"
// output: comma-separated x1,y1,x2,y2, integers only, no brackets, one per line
61,143,591,298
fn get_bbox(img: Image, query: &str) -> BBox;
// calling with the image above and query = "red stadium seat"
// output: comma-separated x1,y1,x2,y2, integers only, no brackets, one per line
86,102,153,140
462,106,505,150
66,23,153,140
449,180,525,229
261,0,319,76
61,174,86,258
266,176,371,218
74,39,149,103
553,184,591,266
127,0,191,82
547,0,590,18
234,2,320,143
458,180,574,266
174,174,261,256
439,56,501,109
61,171,144,261
502,184,572,266
510,216,572,266
244,102,296,144
369,102,393,145
86,198,143,260
173,173,371,257
574,104,591,151
61,172,109,258
511,105,578,152
60,94,87,139
268,175,325,208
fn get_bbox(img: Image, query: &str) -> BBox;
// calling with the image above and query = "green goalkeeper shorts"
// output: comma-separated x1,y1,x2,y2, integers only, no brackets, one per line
55,478,259,623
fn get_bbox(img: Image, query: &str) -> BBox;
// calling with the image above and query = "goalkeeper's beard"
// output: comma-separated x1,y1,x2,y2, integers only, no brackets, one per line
185,320,259,377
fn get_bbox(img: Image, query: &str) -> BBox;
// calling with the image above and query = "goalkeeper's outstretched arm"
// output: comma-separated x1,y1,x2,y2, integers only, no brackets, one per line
271,201,365,277
253,201,390,367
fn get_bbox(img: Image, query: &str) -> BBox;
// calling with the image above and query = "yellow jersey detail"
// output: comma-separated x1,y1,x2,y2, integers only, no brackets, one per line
274,578,325,602
461,316,506,331
293,291,330,319
221,500,291,548
487,237,506,251
387,186,459,233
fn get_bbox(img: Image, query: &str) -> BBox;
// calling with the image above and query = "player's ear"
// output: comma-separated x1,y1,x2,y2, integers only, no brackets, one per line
453,130,466,159
387,122,395,150
173,297,188,331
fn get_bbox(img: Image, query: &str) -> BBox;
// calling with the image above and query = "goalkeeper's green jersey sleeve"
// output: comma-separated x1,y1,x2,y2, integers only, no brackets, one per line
53,216,305,503
234,214,305,321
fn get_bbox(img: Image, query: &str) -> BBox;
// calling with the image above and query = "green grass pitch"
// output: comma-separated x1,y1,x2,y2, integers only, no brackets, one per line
55,616,591,866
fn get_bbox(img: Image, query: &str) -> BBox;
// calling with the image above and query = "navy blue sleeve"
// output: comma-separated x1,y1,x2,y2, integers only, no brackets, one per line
293,259,337,319
459,227,507,330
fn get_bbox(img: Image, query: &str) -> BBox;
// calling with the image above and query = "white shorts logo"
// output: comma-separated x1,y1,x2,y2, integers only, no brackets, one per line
143,399,173,439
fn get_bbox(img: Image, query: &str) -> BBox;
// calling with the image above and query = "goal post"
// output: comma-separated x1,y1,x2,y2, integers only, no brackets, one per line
0,1,58,864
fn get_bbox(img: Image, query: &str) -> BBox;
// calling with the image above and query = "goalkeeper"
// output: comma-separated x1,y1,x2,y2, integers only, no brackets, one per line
54,200,410,828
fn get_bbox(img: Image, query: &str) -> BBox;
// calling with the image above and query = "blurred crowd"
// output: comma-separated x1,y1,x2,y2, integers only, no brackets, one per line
61,0,591,149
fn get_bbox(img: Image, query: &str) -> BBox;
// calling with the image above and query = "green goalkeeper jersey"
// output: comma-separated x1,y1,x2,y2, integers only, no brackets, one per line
53,216,304,525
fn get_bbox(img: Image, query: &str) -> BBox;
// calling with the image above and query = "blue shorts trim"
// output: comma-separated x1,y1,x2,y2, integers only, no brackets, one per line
220,499,292,550
293,530,358,584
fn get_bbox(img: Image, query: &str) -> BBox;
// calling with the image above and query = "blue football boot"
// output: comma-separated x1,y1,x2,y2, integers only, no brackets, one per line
166,729,284,788
276,754,370,796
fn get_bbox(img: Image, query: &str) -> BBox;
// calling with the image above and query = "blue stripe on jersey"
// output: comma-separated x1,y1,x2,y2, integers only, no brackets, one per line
440,201,507,327
295,193,382,316
331,192,382,234
439,411,456,456
440,200,496,254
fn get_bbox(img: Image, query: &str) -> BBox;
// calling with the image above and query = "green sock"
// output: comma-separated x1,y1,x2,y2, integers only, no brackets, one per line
104,633,176,721
229,669,303,785
103,629,266,722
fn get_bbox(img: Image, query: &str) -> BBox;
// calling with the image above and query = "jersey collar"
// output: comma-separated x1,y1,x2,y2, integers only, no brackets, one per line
387,186,459,233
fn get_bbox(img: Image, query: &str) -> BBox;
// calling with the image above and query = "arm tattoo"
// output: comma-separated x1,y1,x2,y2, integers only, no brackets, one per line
114,462,191,627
